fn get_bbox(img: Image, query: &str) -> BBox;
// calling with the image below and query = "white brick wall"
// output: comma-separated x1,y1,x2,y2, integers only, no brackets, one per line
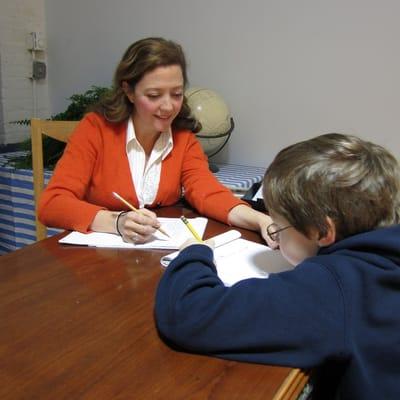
0,0,49,145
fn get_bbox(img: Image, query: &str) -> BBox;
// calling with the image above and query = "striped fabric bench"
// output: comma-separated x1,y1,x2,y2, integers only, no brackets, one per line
0,153,265,254
0,152,60,255
213,163,265,193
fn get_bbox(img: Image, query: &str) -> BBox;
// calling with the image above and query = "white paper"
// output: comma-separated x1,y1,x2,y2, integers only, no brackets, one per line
253,183,264,200
59,217,208,249
160,230,242,267
160,229,294,286
214,238,293,286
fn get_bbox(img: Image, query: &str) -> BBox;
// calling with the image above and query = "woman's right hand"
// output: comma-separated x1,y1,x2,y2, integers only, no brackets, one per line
117,208,161,244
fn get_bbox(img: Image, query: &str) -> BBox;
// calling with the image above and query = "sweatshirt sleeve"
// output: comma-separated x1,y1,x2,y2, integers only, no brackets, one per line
180,135,247,224
38,114,106,232
155,245,347,369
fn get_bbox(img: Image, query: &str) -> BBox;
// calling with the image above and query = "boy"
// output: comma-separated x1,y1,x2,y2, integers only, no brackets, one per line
155,133,400,399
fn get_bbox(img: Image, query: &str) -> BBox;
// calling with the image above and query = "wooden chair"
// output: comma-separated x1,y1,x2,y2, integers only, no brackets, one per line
31,118,79,241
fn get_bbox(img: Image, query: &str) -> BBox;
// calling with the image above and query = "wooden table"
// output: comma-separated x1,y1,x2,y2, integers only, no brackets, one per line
0,206,308,399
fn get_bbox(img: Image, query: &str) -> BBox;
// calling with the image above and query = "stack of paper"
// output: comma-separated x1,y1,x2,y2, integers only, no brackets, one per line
59,217,208,249
161,230,294,286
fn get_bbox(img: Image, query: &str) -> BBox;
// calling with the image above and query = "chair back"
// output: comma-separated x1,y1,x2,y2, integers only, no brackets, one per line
31,118,79,241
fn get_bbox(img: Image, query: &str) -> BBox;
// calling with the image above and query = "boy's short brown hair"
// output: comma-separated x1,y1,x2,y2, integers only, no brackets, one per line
263,133,400,240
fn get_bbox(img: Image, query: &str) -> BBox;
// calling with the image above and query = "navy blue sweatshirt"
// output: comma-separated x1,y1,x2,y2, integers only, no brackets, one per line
155,225,400,400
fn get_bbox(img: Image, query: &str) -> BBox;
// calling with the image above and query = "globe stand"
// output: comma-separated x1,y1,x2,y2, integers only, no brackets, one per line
208,162,220,173
196,118,235,174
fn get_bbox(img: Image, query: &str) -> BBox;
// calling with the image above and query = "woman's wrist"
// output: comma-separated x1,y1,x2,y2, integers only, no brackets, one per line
115,211,128,236
228,204,266,230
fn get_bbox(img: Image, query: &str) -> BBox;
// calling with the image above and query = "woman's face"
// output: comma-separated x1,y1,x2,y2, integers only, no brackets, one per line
130,65,184,136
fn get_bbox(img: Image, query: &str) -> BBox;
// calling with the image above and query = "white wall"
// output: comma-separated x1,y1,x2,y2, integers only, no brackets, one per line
0,0,49,144
45,0,400,167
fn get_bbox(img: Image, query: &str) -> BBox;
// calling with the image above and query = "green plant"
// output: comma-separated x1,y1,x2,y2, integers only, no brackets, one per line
10,85,110,169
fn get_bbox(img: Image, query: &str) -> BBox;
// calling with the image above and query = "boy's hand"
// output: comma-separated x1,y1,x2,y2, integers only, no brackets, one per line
180,238,215,251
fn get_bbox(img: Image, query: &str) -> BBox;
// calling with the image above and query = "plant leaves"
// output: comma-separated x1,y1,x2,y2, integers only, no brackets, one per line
8,85,110,170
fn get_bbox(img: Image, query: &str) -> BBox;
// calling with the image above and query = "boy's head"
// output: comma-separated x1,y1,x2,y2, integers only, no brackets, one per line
263,133,400,260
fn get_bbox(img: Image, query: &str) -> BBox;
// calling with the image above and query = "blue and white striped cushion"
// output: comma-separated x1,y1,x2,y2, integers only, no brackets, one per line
0,152,60,254
213,163,265,191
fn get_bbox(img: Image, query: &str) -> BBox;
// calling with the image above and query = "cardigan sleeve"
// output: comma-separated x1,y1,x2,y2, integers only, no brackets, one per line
38,114,106,232
180,134,247,223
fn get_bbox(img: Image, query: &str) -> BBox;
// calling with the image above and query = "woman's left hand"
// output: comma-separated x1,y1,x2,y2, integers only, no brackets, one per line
257,213,279,249
227,204,278,249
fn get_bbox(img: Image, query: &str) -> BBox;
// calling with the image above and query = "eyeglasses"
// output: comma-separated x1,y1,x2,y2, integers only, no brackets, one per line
266,223,292,243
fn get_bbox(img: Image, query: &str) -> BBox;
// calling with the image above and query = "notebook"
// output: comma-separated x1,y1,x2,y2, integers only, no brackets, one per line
160,230,294,286
58,217,208,250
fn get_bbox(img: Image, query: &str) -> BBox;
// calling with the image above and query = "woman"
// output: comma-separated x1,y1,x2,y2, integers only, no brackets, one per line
39,37,273,245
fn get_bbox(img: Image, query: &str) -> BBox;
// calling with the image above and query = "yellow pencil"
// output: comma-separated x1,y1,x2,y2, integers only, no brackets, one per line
112,191,170,238
180,216,203,242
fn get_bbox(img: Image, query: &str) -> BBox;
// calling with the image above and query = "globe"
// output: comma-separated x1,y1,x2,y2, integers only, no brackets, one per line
185,87,234,163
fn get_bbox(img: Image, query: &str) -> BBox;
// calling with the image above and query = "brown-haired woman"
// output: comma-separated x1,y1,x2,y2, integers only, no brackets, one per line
39,37,273,245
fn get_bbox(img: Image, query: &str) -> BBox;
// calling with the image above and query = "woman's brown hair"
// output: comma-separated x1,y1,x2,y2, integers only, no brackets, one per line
92,37,200,132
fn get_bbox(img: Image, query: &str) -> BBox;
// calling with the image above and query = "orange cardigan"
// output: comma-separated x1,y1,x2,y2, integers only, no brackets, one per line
39,113,246,232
